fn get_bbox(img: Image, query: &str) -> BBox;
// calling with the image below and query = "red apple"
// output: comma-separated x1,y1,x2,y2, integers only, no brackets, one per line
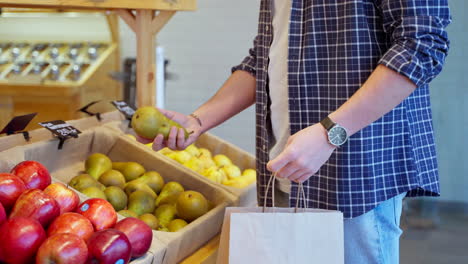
11,160,51,190
115,217,153,257
0,202,5,225
0,173,27,211
48,212,94,241
9,189,60,227
87,229,131,264
44,182,80,214
76,198,117,231
0,217,46,264
36,233,88,264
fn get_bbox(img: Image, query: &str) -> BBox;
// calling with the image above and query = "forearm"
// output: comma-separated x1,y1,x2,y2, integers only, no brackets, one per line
329,64,416,135
193,70,256,133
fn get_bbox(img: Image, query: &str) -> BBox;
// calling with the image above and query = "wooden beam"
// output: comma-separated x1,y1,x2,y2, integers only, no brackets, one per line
116,9,136,33
0,0,197,11
151,11,176,35
135,9,156,107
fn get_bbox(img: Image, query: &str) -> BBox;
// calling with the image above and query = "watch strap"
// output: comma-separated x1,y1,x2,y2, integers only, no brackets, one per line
320,116,335,131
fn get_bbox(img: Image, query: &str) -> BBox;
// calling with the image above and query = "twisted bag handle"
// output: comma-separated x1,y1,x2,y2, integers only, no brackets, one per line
263,172,308,213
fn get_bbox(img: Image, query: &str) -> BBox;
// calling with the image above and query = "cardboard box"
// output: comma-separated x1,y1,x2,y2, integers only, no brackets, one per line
105,120,258,207
0,110,124,152
0,126,236,263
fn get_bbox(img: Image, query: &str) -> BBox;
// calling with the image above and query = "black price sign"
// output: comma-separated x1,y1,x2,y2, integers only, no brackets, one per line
111,101,135,120
39,120,81,149
0,113,37,141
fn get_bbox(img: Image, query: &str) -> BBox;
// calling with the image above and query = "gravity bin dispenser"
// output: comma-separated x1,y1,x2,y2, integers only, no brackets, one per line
0,9,122,130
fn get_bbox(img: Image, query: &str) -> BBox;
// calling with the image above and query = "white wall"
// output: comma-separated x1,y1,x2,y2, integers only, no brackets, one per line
119,0,260,154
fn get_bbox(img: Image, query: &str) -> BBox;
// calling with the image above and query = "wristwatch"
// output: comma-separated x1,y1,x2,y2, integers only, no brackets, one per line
320,116,349,147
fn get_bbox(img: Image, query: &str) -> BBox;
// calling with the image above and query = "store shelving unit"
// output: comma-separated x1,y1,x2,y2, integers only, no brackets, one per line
0,0,197,107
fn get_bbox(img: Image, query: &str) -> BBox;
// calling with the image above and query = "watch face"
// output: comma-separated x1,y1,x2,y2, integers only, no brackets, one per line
328,126,348,146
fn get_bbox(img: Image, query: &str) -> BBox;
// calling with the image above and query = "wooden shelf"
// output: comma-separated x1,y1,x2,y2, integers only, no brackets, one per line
0,0,197,107
0,0,196,11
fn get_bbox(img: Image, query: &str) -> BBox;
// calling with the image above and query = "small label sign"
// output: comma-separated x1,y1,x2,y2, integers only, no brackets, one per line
0,113,37,135
39,120,81,138
111,101,135,119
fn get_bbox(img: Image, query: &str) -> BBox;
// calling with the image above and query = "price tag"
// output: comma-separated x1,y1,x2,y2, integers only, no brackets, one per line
78,101,101,121
111,100,135,120
0,113,37,141
39,120,81,149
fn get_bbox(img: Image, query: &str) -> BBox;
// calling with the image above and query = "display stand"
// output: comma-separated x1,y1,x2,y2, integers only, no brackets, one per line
0,0,196,107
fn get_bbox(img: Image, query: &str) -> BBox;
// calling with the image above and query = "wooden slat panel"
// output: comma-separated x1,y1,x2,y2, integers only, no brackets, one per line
0,0,196,11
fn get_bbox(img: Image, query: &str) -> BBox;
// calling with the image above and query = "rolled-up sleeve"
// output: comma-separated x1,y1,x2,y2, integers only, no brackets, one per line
231,35,260,77
377,0,451,87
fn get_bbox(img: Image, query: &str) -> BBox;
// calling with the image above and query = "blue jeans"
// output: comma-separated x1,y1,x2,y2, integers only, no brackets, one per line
344,192,406,264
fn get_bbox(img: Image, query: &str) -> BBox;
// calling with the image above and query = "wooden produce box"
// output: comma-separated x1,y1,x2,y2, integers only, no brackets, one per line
0,126,236,264
105,120,258,207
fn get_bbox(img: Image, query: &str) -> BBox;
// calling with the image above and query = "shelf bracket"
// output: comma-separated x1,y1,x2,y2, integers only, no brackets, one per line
151,10,176,35
116,9,137,33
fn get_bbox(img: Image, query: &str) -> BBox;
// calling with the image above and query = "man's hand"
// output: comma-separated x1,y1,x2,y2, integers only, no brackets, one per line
136,108,202,151
266,123,336,183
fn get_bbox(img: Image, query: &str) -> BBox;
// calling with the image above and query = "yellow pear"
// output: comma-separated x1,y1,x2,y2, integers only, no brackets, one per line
126,134,136,140
112,161,127,171
213,154,232,167
185,144,200,157
183,157,203,172
174,151,192,164
166,152,178,160
202,166,227,184
222,177,250,188
242,169,257,184
158,147,174,155
198,155,216,170
198,148,212,159
221,164,242,180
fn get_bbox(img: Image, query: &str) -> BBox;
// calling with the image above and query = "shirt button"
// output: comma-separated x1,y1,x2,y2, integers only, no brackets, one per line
263,144,267,151
263,66,267,71
265,25,269,31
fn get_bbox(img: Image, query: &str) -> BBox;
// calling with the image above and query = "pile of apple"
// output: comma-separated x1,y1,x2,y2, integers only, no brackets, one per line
0,160,153,264
68,153,212,233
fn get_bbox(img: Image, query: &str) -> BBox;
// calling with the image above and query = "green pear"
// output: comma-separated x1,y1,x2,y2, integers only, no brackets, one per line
104,186,128,211
99,169,126,189
121,162,146,181
176,191,209,222
139,171,165,194
168,219,188,232
155,181,184,206
131,106,190,140
85,153,112,180
139,213,159,230
128,190,156,216
112,161,127,171
124,180,157,199
154,204,177,227
69,174,105,191
118,210,139,218
81,186,107,200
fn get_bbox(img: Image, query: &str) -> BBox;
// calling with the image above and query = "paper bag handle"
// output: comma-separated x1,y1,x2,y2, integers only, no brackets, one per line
263,172,308,212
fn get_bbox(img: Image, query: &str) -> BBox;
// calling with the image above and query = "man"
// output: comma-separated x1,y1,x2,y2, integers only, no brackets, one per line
139,0,451,262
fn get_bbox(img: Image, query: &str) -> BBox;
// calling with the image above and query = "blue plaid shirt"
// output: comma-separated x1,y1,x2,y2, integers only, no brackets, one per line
233,0,451,218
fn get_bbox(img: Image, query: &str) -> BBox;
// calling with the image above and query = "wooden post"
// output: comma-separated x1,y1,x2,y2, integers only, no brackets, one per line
135,9,156,107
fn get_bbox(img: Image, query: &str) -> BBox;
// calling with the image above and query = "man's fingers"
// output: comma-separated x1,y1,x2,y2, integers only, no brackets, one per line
267,150,293,172
167,126,178,150
152,134,165,151
296,172,313,183
288,169,308,182
276,163,299,179
176,127,185,150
